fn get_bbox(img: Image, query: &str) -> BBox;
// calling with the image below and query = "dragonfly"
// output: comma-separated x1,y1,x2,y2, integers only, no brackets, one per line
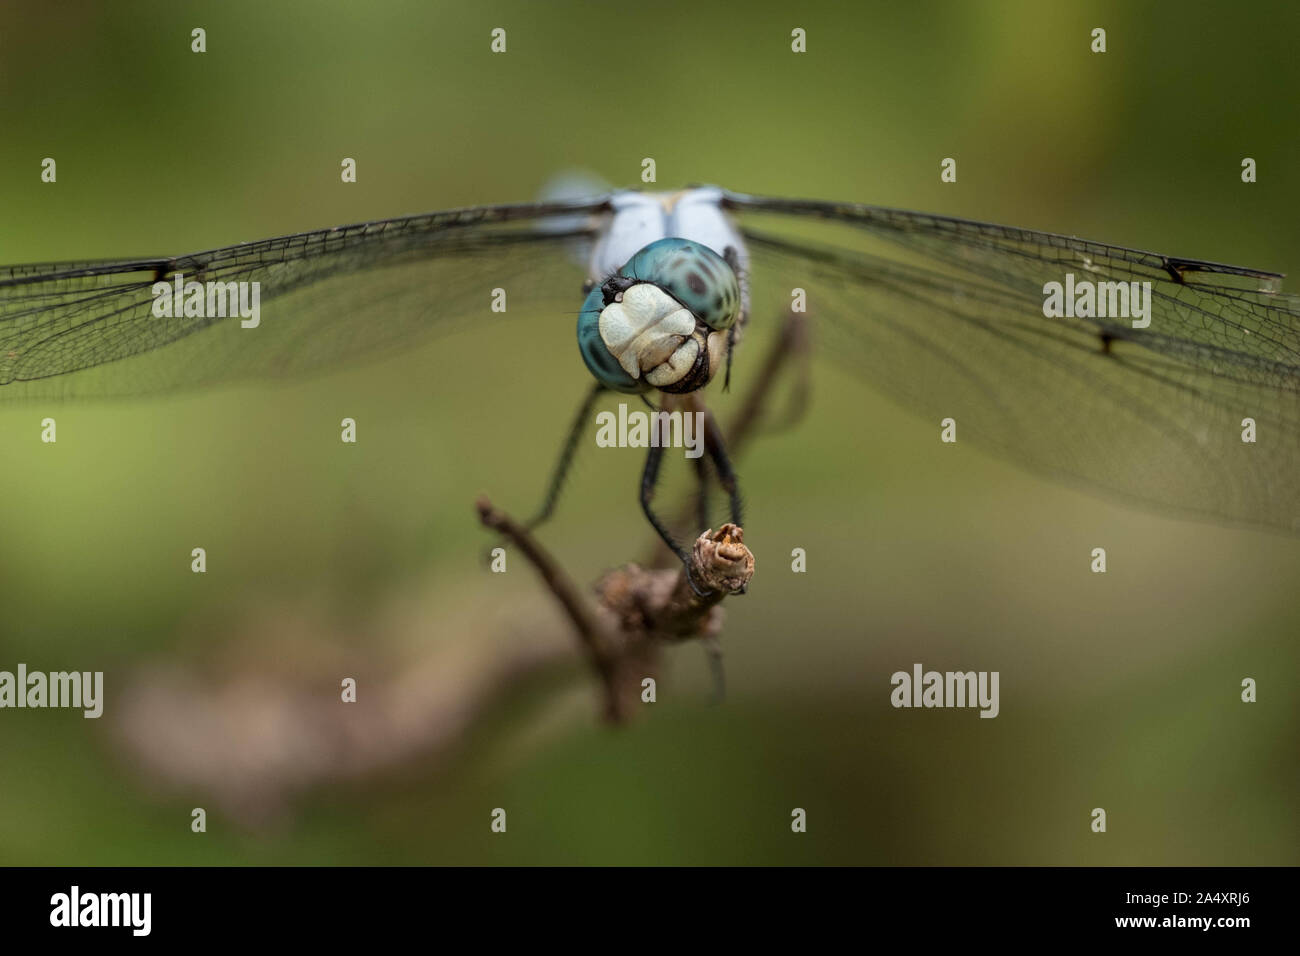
2,184,1298,592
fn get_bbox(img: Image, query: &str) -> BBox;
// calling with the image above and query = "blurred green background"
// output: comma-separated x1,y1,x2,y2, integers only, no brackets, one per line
0,0,1296,864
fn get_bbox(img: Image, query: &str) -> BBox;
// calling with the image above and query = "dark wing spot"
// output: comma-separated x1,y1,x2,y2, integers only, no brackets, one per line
686,271,706,294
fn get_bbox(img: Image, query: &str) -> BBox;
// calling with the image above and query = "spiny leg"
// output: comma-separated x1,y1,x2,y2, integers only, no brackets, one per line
640,441,689,565
693,408,732,698
690,454,711,534
641,439,730,698
702,407,743,531
524,381,605,532
693,413,730,701
641,441,715,597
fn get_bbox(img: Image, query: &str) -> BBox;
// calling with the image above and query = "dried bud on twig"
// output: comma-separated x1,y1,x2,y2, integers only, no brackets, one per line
693,524,755,595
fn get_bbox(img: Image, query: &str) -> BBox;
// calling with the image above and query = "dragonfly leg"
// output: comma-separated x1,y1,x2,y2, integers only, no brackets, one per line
690,454,711,533
701,407,746,595
641,442,714,597
640,442,689,563
702,408,743,529
524,382,606,532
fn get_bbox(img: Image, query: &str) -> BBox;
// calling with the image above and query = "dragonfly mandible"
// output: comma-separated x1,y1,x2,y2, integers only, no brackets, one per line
2,184,1298,582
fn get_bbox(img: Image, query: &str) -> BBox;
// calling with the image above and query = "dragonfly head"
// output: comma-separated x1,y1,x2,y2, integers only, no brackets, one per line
577,238,741,394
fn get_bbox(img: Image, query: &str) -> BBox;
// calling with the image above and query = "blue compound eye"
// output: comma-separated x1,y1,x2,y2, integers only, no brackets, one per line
577,283,642,393
619,238,740,332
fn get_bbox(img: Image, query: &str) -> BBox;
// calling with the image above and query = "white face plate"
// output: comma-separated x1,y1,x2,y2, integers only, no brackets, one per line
598,282,696,381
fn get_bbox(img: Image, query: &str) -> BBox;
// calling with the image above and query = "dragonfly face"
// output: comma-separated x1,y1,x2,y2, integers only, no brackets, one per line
576,188,749,395
1,185,1297,542
577,236,742,394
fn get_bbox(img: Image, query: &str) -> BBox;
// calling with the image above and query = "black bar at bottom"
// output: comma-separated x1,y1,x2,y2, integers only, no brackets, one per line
0,866,1286,941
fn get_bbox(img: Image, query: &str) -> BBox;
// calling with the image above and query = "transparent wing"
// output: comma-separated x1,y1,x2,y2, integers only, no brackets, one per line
0,198,609,400
724,192,1300,533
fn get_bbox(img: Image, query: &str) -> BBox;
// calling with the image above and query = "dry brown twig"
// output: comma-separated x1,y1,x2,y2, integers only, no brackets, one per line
476,498,753,723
